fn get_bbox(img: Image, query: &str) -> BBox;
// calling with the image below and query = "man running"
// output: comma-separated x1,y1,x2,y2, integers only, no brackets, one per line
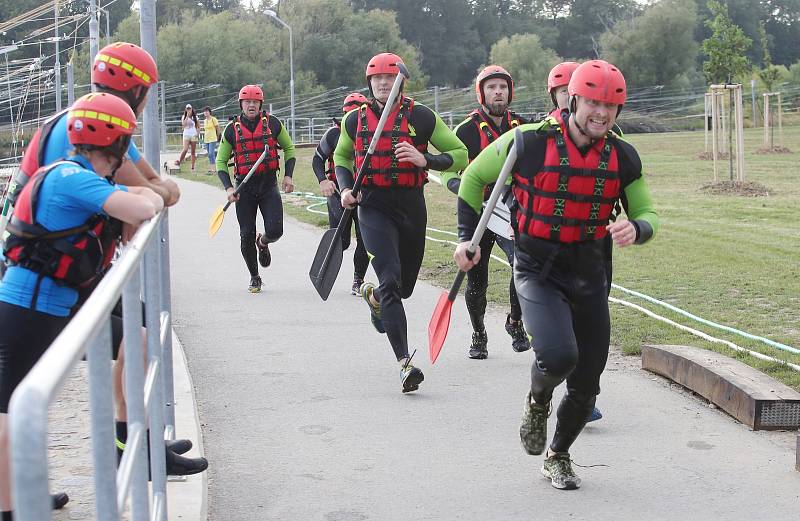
334,52,467,393
215,85,295,293
312,92,369,296
454,60,658,489
547,61,604,424
441,65,529,359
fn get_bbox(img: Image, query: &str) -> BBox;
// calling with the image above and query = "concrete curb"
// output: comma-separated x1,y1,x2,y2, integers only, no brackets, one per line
166,329,207,521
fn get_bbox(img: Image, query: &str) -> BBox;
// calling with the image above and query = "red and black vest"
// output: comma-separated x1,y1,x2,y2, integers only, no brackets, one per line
233,113,280,178
469,109,521,151
9,109,69,206
354,97,427,188
3,161,122,289
512,112,621,243
469,108,521,199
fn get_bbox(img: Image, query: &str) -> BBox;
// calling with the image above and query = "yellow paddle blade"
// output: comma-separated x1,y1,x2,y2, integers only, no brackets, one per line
208,205,226,238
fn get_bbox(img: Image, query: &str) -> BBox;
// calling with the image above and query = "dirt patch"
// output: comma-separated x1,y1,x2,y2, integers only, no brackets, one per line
699,180,771,196
755,146,793,154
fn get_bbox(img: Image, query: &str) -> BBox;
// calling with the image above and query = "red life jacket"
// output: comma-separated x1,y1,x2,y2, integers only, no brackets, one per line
512,112,621,243
3,161,122,289
232,113,280,178
469,108,521,151
468,108,521,199
354,97,427,188
9,109,69,206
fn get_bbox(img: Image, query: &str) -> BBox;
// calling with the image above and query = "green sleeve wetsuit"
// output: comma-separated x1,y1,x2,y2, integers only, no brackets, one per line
215,113,296,190
457,122,658,244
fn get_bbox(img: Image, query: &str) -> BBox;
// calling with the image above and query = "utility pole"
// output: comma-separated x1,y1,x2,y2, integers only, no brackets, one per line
54,0,61,112
160,80,167,150
1,45,19,156
66,62,74,105
89,0,99,67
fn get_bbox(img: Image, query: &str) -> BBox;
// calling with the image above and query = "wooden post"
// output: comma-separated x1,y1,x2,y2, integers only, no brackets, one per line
735,87,746,182
704,93,711,155
709,84,746,183
777,92,783,147
711,91,718,182
763,93,770,147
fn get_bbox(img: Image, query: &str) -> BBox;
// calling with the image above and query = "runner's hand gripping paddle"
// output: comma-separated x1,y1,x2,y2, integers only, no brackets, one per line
309,64,410,300
208,146,268,238
428,128,525,364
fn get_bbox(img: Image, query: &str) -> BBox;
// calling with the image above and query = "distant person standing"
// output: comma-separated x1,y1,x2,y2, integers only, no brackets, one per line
203,107,221,175
177,104,198,172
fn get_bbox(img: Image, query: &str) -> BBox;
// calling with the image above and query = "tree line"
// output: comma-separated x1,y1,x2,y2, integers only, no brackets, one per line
1,0,799,103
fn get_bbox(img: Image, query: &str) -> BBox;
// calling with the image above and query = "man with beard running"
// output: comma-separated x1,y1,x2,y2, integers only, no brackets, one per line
334,53,467,393
441,65,529,359
215,85,296,292
312,92,370,296
454,60,658,489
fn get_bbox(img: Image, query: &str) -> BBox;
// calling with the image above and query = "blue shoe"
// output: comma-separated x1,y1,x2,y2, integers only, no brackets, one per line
587,407,603,423
360,281,385,334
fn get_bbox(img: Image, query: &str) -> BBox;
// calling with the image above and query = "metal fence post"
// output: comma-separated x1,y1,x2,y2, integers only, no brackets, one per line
87,319,120,519
121,268,150,521
159,214,176,436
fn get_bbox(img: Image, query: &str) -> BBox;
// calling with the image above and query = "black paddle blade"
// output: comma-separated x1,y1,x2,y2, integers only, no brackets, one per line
309,227,345,301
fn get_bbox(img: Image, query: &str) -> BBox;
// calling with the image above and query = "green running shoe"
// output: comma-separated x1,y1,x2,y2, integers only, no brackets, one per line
520,392,550,455
401,360,424,393
360,281,385,333
248,275,263,293
541,452,581,490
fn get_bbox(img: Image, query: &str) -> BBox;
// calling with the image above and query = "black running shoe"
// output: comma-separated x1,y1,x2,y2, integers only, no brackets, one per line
468,330,488,359
52,492,69,510
505,315,530,353
249,275,263,293
401,362,424,393
166,449,209,476
256,233,271,267
166,438,193,454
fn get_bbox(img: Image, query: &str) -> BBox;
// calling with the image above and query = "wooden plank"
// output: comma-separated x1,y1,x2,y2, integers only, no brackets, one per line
642,344,800,431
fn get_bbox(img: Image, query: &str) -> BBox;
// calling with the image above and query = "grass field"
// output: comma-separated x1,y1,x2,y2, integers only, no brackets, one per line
172,125,800,390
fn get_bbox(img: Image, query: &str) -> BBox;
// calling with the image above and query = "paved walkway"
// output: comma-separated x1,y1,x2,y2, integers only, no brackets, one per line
167,175,798,520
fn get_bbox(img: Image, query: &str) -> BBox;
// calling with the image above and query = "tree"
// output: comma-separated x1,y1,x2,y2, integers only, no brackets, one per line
761,0,800,66
600,0,698,90
756,21,782,91
555,0,640,59
702,0,752,83
489,33,561,94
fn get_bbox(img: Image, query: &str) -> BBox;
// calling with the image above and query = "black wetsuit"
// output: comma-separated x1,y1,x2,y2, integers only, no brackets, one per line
311,123,368,281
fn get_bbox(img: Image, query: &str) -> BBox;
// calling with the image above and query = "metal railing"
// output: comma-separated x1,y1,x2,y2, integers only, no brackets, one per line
9,210,176,521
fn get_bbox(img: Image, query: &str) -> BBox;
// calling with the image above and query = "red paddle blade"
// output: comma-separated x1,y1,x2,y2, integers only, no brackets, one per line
428,290,454,364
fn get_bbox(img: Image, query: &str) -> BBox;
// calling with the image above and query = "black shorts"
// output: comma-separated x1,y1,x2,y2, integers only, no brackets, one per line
0,301,70,413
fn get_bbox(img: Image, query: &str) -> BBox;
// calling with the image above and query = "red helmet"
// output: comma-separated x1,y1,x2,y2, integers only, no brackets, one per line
365,53,404,80
343,92,368,113
67,93,137,147
475,65,514,105
568,60,627,106
547,62,580,91
239,85,264,102
92,42,158,92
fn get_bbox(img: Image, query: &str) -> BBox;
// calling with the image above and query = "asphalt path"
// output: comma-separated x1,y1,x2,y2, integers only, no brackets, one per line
168,175,799,521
